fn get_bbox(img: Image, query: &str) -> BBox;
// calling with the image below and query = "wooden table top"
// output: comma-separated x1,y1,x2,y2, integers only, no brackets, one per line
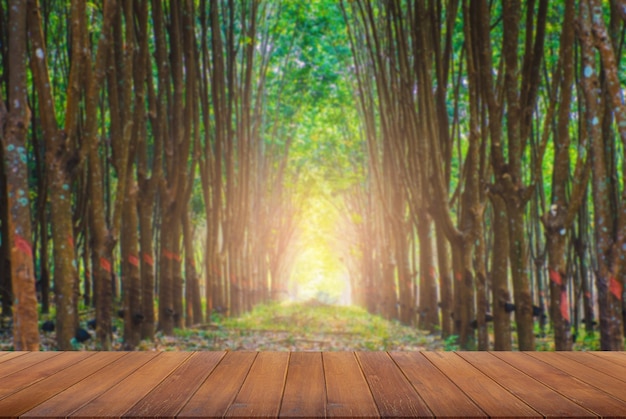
0,350,624,418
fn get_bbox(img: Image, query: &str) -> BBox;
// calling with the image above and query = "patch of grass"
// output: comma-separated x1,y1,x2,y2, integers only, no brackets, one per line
207,301,441,351
443,334,459,351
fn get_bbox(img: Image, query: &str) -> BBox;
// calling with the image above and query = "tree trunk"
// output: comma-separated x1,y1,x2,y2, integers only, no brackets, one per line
27,0,83,351
435,225,453,338
1,0,39,350
490,194,512,350
417,215,438,331
121,184,141,349
183,212,202,326
83,0,117,350
0,145,11,318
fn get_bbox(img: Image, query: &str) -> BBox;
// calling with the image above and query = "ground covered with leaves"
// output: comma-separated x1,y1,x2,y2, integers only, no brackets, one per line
147,302,445,351
17,301,445,351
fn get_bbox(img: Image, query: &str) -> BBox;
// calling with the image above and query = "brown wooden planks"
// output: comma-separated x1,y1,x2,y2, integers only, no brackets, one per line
390,352,486,418
0,350,621,418
178,351,257,418
589,350,626,368
122,351,224,418
356,352,432,418
559,351,626,383
0,352,92,401
422,352,541,418
0,351,62,380
458,351,596,418
70,351,192,418
0,351,27,365
323,351,380,418
21,351,158,418
0,351,123,419
527,351,626,403
225,351,290,418
494,351,626,417
279,352,326,418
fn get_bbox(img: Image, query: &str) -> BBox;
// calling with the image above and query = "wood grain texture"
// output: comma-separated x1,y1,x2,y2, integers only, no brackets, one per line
0,351,622,418
0,351,62,380
323,351,379,418
21,352,158,418
0,351,122,419
589,350,626,368
560,351,626,382
422,352,541,418
390,352,486,418
0,351,27,364
122,351,224,418
527,351,626,403
178,351,257,418
225,352,290,418
0,351,82,401
458,352,595,418
494,351,626,417
279,352,326,418
356,352,432,418
70,351,192,418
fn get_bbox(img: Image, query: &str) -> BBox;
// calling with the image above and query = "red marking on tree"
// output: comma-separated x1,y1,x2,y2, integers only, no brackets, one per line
560,290,570,322
163,249,182,262
100,257,111,273
429,266,436,278
455,272,462,282
143,253,154,266
14,235,32,255
609,276,623,301
584,291,591,299
67,234,74,248
128,255,139,267
549,268,562,285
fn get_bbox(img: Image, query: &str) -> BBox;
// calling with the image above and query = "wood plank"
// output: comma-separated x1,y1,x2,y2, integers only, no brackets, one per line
70,351,192,419
458,352,596,418
279,352,326,418
527,351,626,403
356,352,432,418
0,351,123,419
323,351,379,418
0,351,61,380
559,352,626,384
21,352,158,418
0,352,92,401
589,351,626,368
493,352,626,417
122,351,224,418
178,351,257,419
422,352,540,418
225,352,290,418
0,351,27,364
390,352,486,418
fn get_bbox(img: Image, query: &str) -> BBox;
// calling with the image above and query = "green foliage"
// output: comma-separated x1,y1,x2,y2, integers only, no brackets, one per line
443,334,460,351
574,331,601,351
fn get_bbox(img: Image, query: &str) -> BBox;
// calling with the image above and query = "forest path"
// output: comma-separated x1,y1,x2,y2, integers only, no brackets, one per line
25,302,447,352
151,302,447,351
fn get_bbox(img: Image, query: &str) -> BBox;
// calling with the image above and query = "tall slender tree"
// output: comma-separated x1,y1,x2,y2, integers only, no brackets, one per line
1,0,39,351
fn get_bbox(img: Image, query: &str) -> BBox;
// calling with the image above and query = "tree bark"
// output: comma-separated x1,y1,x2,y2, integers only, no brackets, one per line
1,0,39,351
27,0,84,351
